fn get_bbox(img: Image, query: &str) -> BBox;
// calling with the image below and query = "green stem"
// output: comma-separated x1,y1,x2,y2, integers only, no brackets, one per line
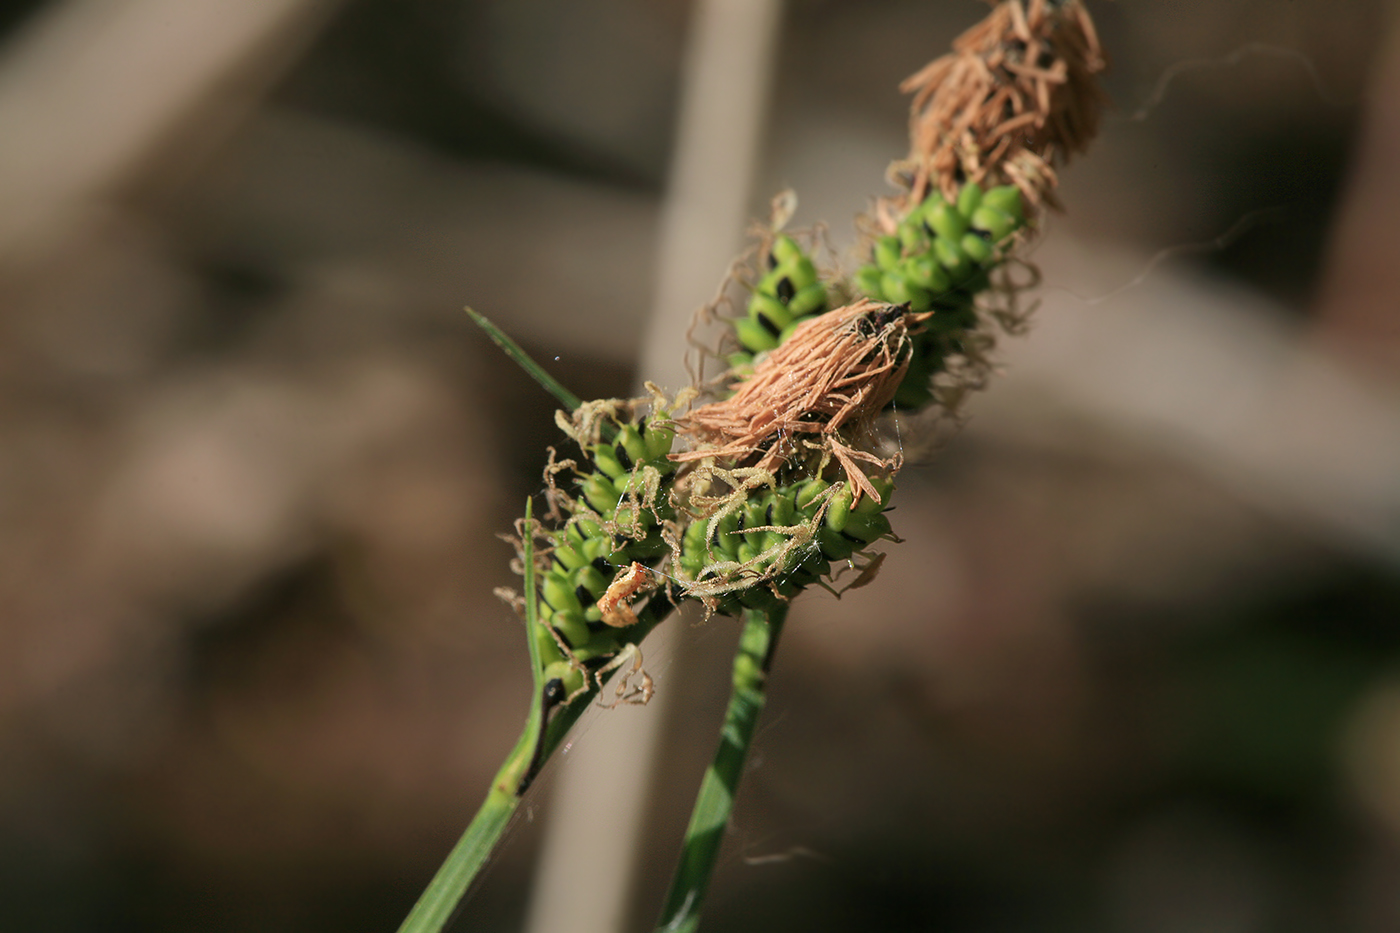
655,605,789,933
397,511,676,933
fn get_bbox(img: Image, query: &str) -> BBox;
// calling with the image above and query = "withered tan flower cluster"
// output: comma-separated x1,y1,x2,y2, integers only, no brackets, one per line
898,0,1107,212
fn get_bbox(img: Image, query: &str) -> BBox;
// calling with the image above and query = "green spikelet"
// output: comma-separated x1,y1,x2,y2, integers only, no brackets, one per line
533,411,679,699
676,474,894,618
728,234,831,370
856,183,1025,408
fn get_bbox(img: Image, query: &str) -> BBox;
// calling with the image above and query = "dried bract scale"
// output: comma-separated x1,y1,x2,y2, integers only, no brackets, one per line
898,0,1107,211
672,299,914,504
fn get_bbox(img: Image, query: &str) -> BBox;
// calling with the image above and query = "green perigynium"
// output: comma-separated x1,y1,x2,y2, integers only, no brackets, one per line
855,182,1026,408
728,232,830,370
532,401,681,702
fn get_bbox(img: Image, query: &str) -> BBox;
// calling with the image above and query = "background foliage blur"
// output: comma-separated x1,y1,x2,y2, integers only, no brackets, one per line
1,0,1399,931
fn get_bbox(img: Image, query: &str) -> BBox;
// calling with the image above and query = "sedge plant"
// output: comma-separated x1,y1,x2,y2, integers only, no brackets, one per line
397,2,1108,931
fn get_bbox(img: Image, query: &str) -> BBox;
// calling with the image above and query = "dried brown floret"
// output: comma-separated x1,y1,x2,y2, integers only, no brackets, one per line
897,0,1107,211
671,299,913,504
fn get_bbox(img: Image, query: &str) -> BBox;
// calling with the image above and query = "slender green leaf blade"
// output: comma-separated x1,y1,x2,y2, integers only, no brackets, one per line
467,307,582,411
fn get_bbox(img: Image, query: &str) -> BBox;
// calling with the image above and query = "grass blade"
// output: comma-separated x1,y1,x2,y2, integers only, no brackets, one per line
467,307,582,412
396,499,545,933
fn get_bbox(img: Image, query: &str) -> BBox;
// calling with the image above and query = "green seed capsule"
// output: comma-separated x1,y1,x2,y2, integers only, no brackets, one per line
817,526,858,561
787,282,827,316
591,444,627,479
681,523,709,575
925,197,967,242
960,232,993,264
581,473,622,513
615,424,649,465
825,486,854,533
970,205,1015,241
575,564,609,597
934,237,969,276
874,236,902,272
559,609,597,648
535,618,562,660
981,185,1023,222
854,476,895,513
615,468,652,497
854,265,884,297
743,501,768,547
759,530,787,558
643,424,675,461
581,536,613,565
956,181,983,217
881,271,913,304
796,478,830,511
710,510,742,556
786,256,819,290
770,233,803,266
899,221,929,255
553,543,587,571
905,285,933,312
904,255,936,290
770,493,795,527
927,260,953,293
543,574,583,615
574,517,604,541
734,316,779,353
542,659,585,697
755,268,789,301
841,512,891,543
750,292,794,330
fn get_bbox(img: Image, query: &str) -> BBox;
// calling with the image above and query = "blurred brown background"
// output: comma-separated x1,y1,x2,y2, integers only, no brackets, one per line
1,0,1399,931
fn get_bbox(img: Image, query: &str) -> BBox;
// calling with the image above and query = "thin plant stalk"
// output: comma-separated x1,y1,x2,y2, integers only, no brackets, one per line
655,605,789,932
394,413,676,932
395,498,546,933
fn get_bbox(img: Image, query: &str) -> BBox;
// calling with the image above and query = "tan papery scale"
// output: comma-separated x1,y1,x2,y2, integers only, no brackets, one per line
672,299,913,505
